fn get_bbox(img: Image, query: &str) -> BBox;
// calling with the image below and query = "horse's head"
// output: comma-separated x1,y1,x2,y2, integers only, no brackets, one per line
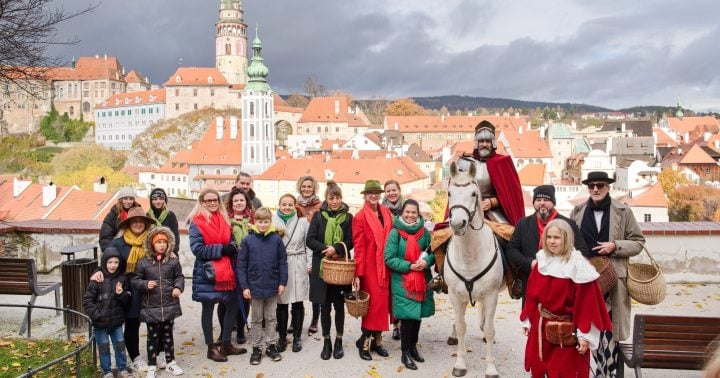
448,160,483,236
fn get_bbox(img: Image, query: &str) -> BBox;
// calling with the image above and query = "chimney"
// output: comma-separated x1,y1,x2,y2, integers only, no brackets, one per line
539,125,546,139
216,116,224,140
394,122,398,130
441,114,445,122
355,105,359,114
13,177,32,197
704,132,711,141
715,140,719,150
515,112,520,118
230,116,238,139
527,121,531,130
93,176,107,193
621,122,626,133
334,100,340,115
104,54,107,60
42,182,57,207
518,126,523,135
684,132,689,142
571,120,577,129
607,137,613,154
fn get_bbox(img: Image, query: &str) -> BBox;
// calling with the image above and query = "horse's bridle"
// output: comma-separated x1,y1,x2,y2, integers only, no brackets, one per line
448,181,484,231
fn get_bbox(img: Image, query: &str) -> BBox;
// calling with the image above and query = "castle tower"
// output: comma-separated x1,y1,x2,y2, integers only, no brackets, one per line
215,0,247,85
241,27,275,175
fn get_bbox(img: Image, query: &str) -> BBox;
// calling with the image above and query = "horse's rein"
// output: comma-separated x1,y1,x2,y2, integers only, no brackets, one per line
448,181,484,230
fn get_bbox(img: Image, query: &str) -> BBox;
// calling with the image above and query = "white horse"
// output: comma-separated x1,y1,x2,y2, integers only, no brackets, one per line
444,160,505,377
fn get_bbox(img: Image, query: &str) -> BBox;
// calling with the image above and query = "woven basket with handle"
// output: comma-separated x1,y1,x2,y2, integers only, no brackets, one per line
627,246,666,305
321,242,355,285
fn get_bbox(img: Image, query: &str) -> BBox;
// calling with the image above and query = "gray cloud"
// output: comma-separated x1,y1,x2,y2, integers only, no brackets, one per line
48,0,720,110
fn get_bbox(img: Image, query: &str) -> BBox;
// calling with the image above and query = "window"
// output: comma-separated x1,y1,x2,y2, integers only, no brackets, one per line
250,102,255,115
225,44,231,55
194,103,198,110
193,89,198,97
250,146,255,159
127,110,132,115
174,89,179,96
644,214,651,222
210,89,215,97
175,104,179,110
250,124,254,137
149,107,153,114
69,106,74,115
215,169,221,175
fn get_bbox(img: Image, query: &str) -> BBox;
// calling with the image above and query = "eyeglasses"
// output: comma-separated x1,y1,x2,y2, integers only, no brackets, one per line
587,183,607,190
203,198,219,204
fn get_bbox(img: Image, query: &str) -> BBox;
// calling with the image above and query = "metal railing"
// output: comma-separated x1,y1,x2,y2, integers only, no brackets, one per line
1,302,95,378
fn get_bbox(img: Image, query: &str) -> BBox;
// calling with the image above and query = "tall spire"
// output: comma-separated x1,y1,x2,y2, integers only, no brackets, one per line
245,26,271,93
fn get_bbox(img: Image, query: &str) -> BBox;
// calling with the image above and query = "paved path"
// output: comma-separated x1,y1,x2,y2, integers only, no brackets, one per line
1,281,716,377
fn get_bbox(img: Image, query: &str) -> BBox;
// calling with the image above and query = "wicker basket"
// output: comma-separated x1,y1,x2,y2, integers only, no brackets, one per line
627,247,666,305
344,290,370,318
589,256,617,296
321,242,355,285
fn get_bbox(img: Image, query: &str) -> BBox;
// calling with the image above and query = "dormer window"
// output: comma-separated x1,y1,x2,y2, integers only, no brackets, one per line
125,98,130,105
208,76,214,84
175,75,182,83
135,97,140,103
115,99,120,105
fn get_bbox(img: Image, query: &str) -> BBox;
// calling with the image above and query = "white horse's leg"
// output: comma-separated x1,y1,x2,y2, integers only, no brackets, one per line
481,293,500,378
450,295,468,377
448,323,458,345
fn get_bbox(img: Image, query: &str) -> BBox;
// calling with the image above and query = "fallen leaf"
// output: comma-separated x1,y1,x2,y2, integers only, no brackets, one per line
11,363,20,367
256,373,265,378
182,340,195,346
397,365,404,372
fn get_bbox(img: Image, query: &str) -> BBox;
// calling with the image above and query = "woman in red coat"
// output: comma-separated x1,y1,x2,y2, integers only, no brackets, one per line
520,219,612,377
352,180,394,361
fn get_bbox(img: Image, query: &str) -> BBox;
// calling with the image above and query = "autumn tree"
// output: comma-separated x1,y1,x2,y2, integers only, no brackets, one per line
385,98,429,116
285,92,309,108
658,168,691,197
429,190,448,223
51,145,126,175
668,185,720,221
0,0,96,97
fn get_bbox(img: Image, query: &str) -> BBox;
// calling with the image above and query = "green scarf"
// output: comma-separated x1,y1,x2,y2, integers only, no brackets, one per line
147,207,169,226
277,209,296,223
322,210,346,246
230,217,251,244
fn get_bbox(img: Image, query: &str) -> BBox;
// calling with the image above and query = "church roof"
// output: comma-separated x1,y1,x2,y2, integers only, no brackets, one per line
164,67,230,87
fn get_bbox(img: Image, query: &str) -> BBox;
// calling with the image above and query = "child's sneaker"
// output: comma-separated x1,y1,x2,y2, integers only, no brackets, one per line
165,360,184,376
265,344,282,361
118,369,132,378
146,366,157,378
131,356,149,372
250,347,262,365
156,358,167,369
102,372,114,378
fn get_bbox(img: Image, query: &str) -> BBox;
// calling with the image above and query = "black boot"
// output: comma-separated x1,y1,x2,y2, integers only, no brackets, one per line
309,307,319,335
401,350,417,370
320,337,332,360
292,336,302,352
333,337,344,359
277,306,288,352
370,332,389,357
250,347,262,365
356,332,372,361
409,346,424,362
237,325,246,345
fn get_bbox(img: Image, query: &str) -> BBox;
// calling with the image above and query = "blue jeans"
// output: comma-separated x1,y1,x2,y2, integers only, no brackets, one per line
95,325,128,374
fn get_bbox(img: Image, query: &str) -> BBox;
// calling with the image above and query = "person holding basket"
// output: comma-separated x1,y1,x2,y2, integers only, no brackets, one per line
384,199,434,370
352,180,394,361
307,181,354,360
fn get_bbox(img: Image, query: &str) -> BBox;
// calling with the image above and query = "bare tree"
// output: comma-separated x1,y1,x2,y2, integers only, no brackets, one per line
0,0,97,97
302,75,326,98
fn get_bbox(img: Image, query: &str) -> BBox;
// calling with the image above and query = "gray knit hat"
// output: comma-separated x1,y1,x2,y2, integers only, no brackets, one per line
117,187,136,200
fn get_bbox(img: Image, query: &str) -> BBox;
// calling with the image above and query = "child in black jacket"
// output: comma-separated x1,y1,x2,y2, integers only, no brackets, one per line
83,247,132,377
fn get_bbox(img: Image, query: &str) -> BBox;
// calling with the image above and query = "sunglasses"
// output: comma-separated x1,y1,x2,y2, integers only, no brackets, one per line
203,198,219,204
587,183,607,190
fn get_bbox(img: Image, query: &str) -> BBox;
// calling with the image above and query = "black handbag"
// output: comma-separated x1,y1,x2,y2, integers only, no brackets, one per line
202,261,215,282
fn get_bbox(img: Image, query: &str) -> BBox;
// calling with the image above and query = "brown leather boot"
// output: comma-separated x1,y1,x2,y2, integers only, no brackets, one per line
207,344,228,362
222,340,247,355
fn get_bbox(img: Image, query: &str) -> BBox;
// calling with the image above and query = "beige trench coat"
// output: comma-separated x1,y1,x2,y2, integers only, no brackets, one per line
570,198,645,341
272,213,312,304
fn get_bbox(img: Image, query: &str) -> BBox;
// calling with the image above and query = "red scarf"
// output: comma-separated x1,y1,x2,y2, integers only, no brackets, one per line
193,211,235,291
397,227,427,302
536,209,558,249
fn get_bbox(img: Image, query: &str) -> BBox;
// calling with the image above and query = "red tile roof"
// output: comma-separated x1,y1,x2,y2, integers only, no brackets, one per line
182,118,242,165
623,183,668,207
680,144,715,164
0,180,42,221
125,70,147,84
97,89,166,108
256,155,427,184
298,97,370,127
450,140,509,156
384,115,529,133
518,164,546,186
500,128,552,158
164,67,230,87
14,185,74,221
666,116,719,134
46,56,125,81
653,127,678,147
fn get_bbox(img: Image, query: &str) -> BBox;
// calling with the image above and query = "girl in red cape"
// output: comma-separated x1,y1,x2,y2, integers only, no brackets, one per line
520,219,612,377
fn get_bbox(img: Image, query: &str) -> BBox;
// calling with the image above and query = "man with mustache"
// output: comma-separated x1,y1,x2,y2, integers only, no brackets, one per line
430,121,525,294
506,185,589,305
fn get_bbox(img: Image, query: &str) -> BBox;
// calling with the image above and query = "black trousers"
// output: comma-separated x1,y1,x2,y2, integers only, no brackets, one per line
217,297,249,338
399,319,421,351
321,287,345,337
277,302,304,340
124,318,140,360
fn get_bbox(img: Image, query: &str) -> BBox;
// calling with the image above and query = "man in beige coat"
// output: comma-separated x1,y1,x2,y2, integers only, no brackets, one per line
570,171,645,377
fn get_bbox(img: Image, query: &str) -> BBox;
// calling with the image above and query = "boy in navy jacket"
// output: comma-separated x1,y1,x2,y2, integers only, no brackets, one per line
238,207,288,365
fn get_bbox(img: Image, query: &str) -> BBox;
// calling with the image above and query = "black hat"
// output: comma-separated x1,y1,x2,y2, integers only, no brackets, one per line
474,120,496,135
533,185,556,205
582,171,615,185
150,188,168,203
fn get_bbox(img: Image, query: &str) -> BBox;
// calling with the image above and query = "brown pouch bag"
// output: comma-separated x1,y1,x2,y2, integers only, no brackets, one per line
544,321,577,347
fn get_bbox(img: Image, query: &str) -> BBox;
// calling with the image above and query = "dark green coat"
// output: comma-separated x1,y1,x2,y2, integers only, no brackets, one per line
384,217,435,320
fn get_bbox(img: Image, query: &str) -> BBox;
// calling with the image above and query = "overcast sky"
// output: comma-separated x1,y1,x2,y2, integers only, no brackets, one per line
50,0,720,111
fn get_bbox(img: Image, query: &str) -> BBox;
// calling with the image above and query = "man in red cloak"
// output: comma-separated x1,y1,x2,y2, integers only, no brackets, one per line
431,120,525,293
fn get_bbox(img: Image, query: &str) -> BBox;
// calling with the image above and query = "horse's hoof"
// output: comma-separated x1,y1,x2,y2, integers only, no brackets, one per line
482,337,487,343
452,368,467,377
447,337,458,345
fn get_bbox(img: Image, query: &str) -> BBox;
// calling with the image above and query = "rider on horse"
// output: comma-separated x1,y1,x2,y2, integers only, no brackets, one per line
431,120,525,296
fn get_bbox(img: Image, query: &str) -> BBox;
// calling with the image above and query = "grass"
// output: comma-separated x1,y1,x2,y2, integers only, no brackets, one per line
0,336,98,377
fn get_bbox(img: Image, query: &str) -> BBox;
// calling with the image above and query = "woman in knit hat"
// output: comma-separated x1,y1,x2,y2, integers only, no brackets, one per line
146,188,180,255
99,187,140,251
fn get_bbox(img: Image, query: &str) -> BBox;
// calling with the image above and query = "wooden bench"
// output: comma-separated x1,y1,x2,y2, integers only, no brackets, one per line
0,257,61,334
619,314,720,377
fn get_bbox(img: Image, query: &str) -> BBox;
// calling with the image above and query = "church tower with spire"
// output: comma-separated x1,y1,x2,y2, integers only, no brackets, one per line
241,27,275,175
215,0,247,85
